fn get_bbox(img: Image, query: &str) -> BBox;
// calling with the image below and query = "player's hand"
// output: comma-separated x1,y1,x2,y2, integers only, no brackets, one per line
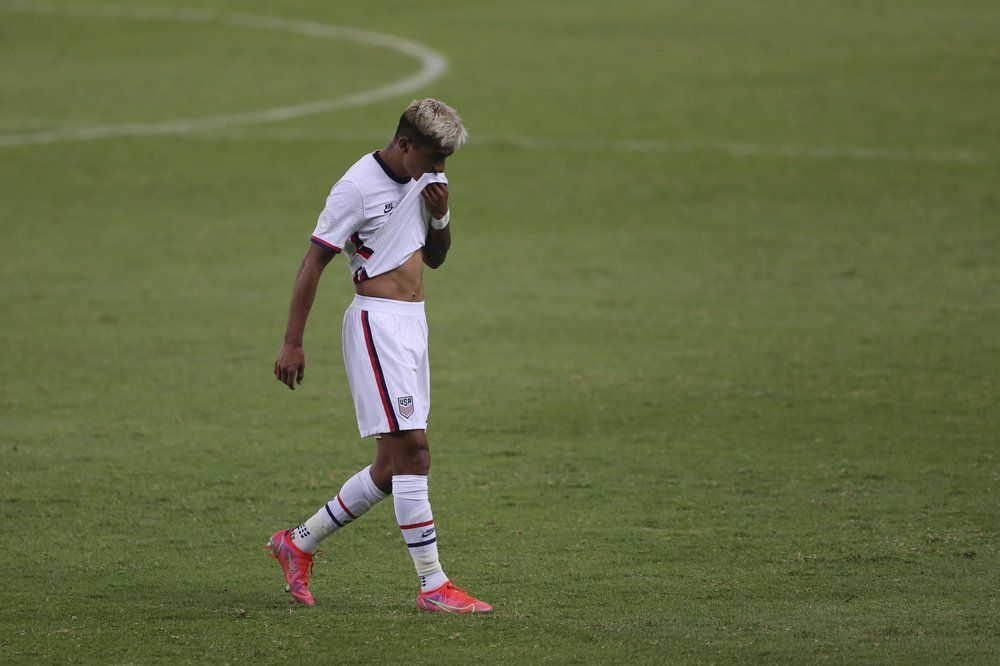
421,183,449,220
274,343,305,390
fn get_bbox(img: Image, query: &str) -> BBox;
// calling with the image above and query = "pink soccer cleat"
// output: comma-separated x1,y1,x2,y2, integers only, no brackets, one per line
266,529,316,606
416,581,492,614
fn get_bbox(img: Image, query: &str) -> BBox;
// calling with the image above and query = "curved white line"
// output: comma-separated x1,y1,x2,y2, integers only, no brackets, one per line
0,1,448,147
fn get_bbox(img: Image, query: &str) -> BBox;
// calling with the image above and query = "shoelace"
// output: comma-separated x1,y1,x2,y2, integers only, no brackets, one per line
437,581,471,600
294,550,320,581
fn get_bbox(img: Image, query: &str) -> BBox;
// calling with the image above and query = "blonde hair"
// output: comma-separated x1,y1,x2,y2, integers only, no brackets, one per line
395,98,468,150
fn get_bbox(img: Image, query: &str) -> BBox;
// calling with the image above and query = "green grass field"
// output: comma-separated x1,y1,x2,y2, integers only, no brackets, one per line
2,0,999,663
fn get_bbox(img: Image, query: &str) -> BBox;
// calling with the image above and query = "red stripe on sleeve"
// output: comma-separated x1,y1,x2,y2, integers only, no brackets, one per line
310,235,342,252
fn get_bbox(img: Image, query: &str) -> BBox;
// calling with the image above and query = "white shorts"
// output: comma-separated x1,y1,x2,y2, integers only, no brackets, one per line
342,295,430,438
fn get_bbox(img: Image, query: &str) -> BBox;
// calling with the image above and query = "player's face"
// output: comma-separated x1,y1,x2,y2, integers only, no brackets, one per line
401,139,454,178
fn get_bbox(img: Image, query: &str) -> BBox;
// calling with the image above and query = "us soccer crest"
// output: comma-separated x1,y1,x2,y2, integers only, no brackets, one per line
397,396,414,419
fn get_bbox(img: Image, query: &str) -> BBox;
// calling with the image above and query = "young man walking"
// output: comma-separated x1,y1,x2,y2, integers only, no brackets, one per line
268,99,491,614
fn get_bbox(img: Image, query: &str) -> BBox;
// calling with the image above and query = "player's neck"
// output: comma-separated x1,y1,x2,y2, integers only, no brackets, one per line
378,144,410,182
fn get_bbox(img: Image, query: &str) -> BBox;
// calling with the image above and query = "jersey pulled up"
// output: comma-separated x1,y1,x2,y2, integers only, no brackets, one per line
310,151,447,285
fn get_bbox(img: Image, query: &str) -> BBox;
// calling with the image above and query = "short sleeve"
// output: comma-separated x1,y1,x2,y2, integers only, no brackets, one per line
311,181,364,253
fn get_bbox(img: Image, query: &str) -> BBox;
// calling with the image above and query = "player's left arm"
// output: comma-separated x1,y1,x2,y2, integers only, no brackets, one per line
422,182,451,269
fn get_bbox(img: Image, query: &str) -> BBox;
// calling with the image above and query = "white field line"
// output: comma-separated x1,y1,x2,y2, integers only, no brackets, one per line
0,1,447,147
1,3,994,165
189,128,996,164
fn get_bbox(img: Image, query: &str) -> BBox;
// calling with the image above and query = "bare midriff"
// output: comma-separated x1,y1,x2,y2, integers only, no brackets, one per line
355,250,425,302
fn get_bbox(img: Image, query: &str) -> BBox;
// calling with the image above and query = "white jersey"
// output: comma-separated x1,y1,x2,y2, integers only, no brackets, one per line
310,151,447,285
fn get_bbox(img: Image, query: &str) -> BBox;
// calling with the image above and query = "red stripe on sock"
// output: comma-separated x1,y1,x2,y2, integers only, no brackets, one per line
336,494,357,520
399,519,434,530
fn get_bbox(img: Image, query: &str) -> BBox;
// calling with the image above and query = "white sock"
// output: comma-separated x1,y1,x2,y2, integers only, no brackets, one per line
292,465,388,553
393,474,448,592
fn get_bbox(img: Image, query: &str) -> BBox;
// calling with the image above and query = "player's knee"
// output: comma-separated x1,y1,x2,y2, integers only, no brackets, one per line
384,430,430,475
405,453,430,476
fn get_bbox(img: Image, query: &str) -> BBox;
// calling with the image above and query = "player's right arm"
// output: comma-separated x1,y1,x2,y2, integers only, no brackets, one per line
274,243,339,390
275,180,362,390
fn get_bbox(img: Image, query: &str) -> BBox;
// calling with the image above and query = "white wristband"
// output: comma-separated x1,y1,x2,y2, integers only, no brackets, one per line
431,209,450,230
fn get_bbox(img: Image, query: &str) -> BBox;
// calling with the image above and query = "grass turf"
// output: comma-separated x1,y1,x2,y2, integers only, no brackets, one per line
1,0,998,663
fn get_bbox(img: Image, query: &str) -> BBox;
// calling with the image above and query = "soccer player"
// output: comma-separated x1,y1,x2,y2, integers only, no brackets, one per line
267,99,491,614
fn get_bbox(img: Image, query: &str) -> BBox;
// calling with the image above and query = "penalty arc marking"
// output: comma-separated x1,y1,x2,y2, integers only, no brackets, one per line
1,2,992,165
0,1,448,148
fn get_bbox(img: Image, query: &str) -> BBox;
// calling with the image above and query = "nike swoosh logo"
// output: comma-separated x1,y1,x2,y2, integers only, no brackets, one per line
427,598,475,613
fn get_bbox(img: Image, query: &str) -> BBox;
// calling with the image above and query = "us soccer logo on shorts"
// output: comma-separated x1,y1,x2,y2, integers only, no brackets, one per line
398,396,414,418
